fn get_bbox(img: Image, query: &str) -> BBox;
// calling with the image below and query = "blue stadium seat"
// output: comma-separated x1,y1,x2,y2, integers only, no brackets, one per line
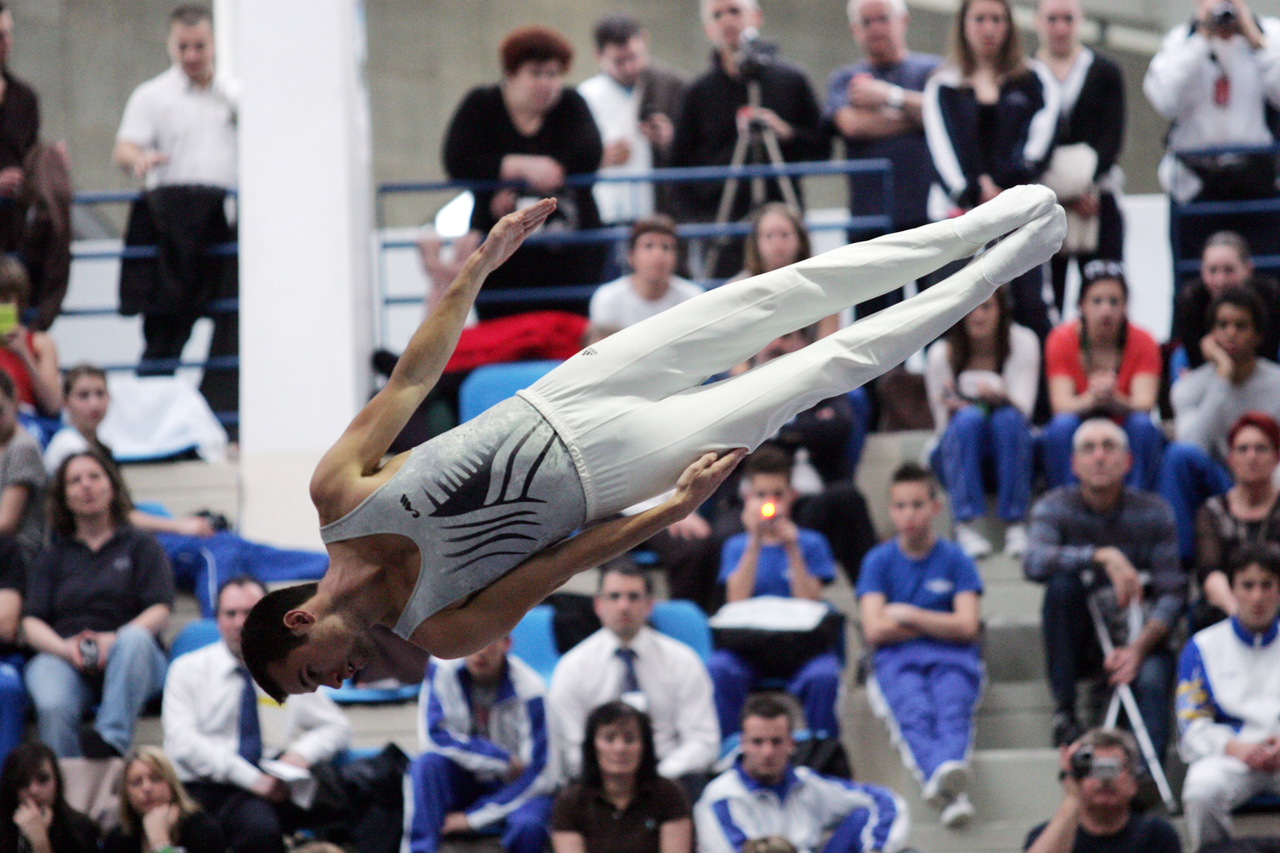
650,600,712,662
169,618,220,661
323,680,421,705
457,360,561,423
509,604,560,684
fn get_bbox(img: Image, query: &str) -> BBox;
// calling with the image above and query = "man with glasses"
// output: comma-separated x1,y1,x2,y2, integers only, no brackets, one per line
1024,418,1185,753
547,562,719,786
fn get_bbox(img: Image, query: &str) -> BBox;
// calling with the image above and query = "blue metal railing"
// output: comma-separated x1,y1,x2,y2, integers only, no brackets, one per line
373,157,894,334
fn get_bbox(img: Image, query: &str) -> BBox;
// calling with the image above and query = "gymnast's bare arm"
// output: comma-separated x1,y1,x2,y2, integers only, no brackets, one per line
308,199,558,523
410,449,746,658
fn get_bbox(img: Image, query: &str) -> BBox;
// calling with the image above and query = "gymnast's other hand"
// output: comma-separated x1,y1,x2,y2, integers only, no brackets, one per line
666,449,747,521
475,198,557,274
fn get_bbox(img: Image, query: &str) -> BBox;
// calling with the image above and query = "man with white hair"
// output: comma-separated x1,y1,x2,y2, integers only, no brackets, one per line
825,0,940,315
670,0,827,276
1023,418,1186,755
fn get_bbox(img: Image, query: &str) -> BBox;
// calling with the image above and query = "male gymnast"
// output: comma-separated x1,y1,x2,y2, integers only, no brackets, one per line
243,187,1065,701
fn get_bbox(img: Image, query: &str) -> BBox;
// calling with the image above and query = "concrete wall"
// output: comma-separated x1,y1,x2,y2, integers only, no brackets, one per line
11,0,1168,231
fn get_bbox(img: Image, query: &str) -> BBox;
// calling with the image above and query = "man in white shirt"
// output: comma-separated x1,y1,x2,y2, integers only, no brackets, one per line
548,563,720,784
163,576,351,853
588,215,703,337
112,4,239,427
578,14,685,224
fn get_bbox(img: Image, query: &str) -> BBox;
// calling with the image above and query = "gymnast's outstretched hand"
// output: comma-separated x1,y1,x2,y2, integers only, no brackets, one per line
665,449,748,520
472,197,557,275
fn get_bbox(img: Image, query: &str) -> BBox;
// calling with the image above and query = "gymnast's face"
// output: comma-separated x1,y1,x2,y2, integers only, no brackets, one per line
271,611,375,694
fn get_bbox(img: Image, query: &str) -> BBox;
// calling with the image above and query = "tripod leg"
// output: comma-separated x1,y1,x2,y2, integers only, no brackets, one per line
703,130,754,277
760,127,801,213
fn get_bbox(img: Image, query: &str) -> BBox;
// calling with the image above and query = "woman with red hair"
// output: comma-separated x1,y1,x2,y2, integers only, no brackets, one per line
442,26,605,316
1193,411,1280,630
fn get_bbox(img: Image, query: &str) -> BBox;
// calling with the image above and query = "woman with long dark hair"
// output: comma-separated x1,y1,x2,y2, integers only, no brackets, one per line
551,702,690,853
1038,262,1163,489
925,286,1039,558
0,742,98,853
22,449,172,758
923,0,1059,338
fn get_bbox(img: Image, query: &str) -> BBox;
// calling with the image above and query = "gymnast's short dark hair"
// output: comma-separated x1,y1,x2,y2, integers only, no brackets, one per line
241,582,318,703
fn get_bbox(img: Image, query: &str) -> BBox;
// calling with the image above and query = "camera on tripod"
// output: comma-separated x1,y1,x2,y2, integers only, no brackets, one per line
737,27,779,82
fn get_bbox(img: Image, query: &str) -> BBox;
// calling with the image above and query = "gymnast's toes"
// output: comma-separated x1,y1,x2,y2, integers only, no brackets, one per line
952,184,1060,246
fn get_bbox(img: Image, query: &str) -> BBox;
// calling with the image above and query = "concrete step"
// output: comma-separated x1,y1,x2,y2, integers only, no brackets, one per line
121,459,239,521
982,617,1046,683
973,682,1055,750
845,686,1065,831
982,578,1043,622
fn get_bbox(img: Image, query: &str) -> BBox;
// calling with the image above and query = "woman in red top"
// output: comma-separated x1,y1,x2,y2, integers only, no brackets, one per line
1038,261,1164,489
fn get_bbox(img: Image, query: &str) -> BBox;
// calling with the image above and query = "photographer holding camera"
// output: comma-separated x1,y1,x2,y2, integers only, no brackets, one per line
1144,0,1280,264
1024,728,1181,853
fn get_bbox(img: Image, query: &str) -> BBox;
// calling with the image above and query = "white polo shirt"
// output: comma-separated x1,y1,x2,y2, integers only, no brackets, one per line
117,65,238,190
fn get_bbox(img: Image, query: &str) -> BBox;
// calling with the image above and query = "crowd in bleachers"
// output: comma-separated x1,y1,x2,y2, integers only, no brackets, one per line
1,0,1280,850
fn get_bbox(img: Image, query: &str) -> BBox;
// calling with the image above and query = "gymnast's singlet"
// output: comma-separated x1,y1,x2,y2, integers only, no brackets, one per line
320,396,586,639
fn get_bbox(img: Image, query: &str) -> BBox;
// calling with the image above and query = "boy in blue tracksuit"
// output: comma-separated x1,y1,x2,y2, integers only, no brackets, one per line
405,635,556,853
856,462,983,827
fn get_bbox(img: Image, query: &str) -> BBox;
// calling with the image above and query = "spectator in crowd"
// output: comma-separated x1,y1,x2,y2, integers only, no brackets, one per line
1033,0,1126,316
0,371,44,565
588,215,702,337
923,0,1059,339
1162,287,1280,560
825,0,941,316
0,741,99,853
707,446,841,738
1144,0,1280,264
1024,417,1185,754
0,537,21,767
442,25,604,317
113,4,239,425
1178,543,1280,851
0,3,72,333
694,694,909,853
164,575,351,853
1172,231,1280,374
406,634,555,853
0,256,59,423
1194,412,1280,632
103,746,227,853
551,701,692,853
22,449,172,758
44,364,328,617
578,14,685,225
1024,727,1181,853
671,0,827,277
925,286,1039,558
857,463,983,827
548,564,719,785
1038,263,1163,492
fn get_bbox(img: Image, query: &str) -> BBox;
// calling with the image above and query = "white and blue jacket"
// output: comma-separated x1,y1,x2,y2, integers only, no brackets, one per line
417,654,557,828
1176,615,1280,764
694,762,908,853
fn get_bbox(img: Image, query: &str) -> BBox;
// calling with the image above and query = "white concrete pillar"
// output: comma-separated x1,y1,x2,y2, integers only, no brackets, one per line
232,0,375,547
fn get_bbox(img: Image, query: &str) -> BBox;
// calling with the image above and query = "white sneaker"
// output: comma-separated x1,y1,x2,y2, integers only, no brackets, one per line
1003,523,1029,558
923,760,969,808
954,523,992,560
941,793,976,828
